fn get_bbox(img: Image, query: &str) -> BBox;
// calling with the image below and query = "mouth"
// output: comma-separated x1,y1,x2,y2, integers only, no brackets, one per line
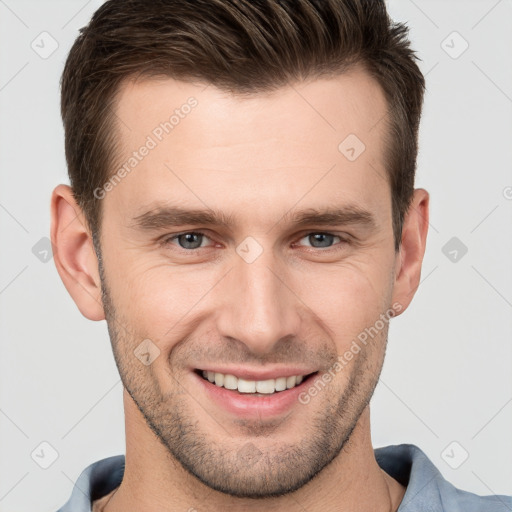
194,368,319,413
192,365,321,418
194,369,318,396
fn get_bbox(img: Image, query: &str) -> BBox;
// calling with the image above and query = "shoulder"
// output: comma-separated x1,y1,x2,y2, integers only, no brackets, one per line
56,455,125,512
375,444,512,512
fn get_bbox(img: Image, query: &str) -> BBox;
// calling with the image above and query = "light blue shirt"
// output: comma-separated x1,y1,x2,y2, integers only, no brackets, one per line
57,444,512,511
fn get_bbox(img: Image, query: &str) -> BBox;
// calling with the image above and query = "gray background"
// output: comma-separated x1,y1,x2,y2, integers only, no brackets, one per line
0,1,511,511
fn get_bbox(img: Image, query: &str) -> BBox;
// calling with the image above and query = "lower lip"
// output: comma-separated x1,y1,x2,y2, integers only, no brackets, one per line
193,371,316,419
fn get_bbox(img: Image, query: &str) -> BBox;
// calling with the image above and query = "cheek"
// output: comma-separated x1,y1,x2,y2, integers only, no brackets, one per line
297,260,393,347
110,260,221,344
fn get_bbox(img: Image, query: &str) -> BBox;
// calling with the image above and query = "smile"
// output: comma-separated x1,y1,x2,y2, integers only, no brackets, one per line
196,369,317,395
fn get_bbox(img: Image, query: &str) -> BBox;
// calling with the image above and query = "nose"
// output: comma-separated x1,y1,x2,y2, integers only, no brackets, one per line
215,243,302,357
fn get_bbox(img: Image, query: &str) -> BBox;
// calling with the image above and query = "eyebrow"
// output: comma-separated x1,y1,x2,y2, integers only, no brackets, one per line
130,203,377,234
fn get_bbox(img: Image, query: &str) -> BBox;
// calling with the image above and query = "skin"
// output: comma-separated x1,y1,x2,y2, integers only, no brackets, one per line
51,64,429,512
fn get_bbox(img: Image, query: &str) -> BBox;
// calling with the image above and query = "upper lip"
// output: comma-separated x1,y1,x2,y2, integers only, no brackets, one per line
195,367,318,381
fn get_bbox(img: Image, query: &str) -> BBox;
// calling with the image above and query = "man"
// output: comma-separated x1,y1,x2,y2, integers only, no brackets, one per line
51,0,511,511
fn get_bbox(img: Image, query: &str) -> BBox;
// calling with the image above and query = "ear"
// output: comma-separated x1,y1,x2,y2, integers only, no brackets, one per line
391,188,430,314
50,184,105,321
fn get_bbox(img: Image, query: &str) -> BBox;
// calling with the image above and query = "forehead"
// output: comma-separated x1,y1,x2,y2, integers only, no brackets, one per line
106,66,391,226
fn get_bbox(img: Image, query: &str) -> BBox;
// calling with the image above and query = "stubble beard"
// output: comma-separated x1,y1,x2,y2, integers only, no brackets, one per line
96,251,387,499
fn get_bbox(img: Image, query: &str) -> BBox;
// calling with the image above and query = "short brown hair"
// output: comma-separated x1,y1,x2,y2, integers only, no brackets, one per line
61,0,425,251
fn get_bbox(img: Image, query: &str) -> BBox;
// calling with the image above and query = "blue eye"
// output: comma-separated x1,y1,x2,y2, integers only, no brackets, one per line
300,233,342,249
168,232,210,250
162,231,348,252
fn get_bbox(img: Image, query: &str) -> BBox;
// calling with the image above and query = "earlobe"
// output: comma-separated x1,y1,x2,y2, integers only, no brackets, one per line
391,188,430,314
50,184,105,321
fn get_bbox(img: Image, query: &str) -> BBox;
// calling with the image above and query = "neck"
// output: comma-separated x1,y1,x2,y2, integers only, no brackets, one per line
105,393,405,512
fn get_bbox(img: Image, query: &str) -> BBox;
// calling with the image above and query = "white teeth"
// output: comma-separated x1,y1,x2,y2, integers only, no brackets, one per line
275,377,287,391
200,371,310,394
237,378,256,393
214,372,224,386
223,374,238,390
286,376,296,389
256,379,276,394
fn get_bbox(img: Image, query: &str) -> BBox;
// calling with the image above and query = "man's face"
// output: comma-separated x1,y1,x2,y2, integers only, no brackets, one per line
98,67,400,497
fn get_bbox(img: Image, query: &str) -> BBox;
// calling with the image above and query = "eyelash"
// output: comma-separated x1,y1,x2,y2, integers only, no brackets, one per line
160,231,351,252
